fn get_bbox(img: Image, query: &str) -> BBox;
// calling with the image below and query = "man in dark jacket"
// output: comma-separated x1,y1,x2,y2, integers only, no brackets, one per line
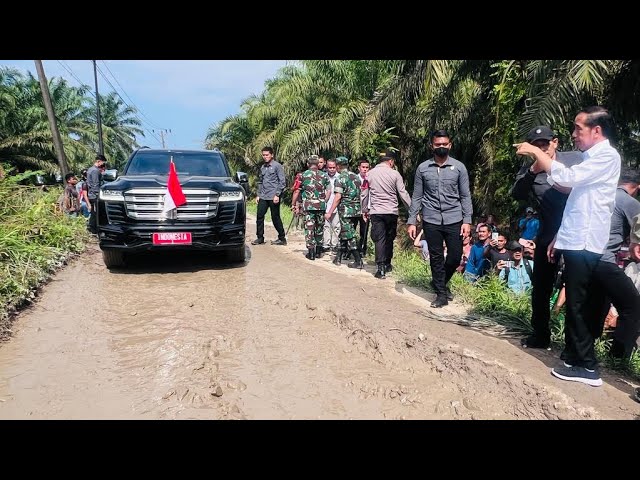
407,129,473,308
87,154,107,234
252,146,287,246
511,126,582,349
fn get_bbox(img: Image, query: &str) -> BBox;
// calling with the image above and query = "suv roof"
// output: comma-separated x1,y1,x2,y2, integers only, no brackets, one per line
134,148,220,154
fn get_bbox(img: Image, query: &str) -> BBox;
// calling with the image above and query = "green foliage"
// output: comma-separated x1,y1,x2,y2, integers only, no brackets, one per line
0,173,90,338
0,67,141,175
246,201,295,229
393,248,640,380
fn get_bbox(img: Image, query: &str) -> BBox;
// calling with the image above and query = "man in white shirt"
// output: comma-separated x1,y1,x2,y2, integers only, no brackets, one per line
322,159,341,252
515,106,621,387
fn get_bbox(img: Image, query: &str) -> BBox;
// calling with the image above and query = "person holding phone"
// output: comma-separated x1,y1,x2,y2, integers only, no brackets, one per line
484,231,510,270
498,241,534,294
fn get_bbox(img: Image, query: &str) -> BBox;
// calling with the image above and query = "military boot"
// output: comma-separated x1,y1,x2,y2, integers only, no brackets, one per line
341,241,352,260
315,245,323,259
374,263,386,279
333,246,342,265
306,247,316,260
347,249,364,269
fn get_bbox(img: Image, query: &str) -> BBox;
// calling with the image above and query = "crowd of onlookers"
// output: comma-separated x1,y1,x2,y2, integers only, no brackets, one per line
58,154,107,234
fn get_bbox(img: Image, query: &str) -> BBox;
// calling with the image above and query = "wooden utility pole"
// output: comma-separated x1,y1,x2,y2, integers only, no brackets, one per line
92,60,104,156
34,60,70,184
153,128,171,148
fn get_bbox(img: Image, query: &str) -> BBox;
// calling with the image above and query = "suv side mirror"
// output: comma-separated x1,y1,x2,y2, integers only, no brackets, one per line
103,169,118,182
235,171,249,194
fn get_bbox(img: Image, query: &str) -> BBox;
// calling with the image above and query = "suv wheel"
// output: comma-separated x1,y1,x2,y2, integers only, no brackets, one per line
227,245,246,263
102,249,126,269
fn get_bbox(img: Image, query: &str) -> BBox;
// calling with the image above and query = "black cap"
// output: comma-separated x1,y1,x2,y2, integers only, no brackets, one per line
506,240,523,251
525,126,555,143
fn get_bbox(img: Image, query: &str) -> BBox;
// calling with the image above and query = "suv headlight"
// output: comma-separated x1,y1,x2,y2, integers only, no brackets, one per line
218,191,244,202
100,189,125,201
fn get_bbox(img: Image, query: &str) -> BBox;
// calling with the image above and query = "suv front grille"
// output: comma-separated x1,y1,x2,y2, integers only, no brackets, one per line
123,188,219,221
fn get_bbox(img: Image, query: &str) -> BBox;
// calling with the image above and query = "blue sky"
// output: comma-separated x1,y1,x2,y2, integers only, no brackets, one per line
0,60,289,149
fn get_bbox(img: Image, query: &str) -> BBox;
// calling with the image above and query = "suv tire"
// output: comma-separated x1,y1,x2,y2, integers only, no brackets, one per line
227,245,246,263
102,249,126,269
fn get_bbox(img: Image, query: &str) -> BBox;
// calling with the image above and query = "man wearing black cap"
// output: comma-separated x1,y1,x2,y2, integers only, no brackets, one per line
511,125,582,349
498,240,534,294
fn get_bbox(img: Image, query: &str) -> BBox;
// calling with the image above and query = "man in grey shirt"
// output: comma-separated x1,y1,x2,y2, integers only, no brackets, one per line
586,165,640,359
407,129,473,308
362,150,411,279
87,154,106,234
253,146,287,245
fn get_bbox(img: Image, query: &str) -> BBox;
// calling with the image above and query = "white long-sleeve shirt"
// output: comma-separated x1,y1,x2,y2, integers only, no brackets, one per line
325,173,338,211
550,139,620,253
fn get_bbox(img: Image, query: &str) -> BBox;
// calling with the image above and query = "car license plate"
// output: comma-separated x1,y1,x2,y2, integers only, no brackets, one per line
152,232,192,245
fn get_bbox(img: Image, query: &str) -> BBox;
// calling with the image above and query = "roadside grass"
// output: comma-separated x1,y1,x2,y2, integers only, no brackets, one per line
393,247,640,380
246,202,295,234
0,177,90,339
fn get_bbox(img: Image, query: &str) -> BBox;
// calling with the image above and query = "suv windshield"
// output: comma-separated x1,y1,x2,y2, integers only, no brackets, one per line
125,151,229,177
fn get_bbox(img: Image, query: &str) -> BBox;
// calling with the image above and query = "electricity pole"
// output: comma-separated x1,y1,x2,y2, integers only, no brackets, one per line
153,128,171,148
93,60,104,156
34,60,69,184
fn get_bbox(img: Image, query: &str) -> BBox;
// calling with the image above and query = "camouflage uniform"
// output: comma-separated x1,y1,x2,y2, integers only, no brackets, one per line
299,169,330,248
334,168,362,251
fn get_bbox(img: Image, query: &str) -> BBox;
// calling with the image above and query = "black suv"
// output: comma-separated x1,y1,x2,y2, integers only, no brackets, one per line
97,148,249,269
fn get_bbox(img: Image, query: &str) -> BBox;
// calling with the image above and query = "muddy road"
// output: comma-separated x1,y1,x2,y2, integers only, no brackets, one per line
0,219,639,419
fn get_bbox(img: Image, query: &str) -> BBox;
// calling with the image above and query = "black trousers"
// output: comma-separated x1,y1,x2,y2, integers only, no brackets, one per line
530,239,559,343
256,199,285,240
423,221,463,297
88,198,98,234
560,250,603,369
357,216,368,254
370,214,398,266
586,260,640,357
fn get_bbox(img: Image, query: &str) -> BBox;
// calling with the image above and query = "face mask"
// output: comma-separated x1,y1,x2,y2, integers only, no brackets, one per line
433,147,449,158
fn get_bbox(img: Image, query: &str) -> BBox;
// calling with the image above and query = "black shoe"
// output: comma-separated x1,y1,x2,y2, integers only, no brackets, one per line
430,295,448,308
251,238,265,245
551,364,602,387
445,286,453,301
430,280,453,301
271,239,287,246
374,263,386,279
521,335,550,350
306,247,316,260
315,245,323,258
384,263,393,273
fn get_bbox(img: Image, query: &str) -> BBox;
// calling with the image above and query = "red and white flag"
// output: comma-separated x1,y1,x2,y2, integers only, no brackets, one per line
162,160,186,215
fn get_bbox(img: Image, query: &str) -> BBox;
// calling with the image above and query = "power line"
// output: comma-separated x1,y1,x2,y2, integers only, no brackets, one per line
57,60,91,89
94,62,163,146
100,60,163,130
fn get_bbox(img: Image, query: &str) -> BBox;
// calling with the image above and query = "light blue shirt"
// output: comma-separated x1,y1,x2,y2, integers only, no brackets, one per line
499,260,534,294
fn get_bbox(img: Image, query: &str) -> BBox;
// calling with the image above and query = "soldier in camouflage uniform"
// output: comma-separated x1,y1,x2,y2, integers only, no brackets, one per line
291,155,331,260
324,156,364,268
